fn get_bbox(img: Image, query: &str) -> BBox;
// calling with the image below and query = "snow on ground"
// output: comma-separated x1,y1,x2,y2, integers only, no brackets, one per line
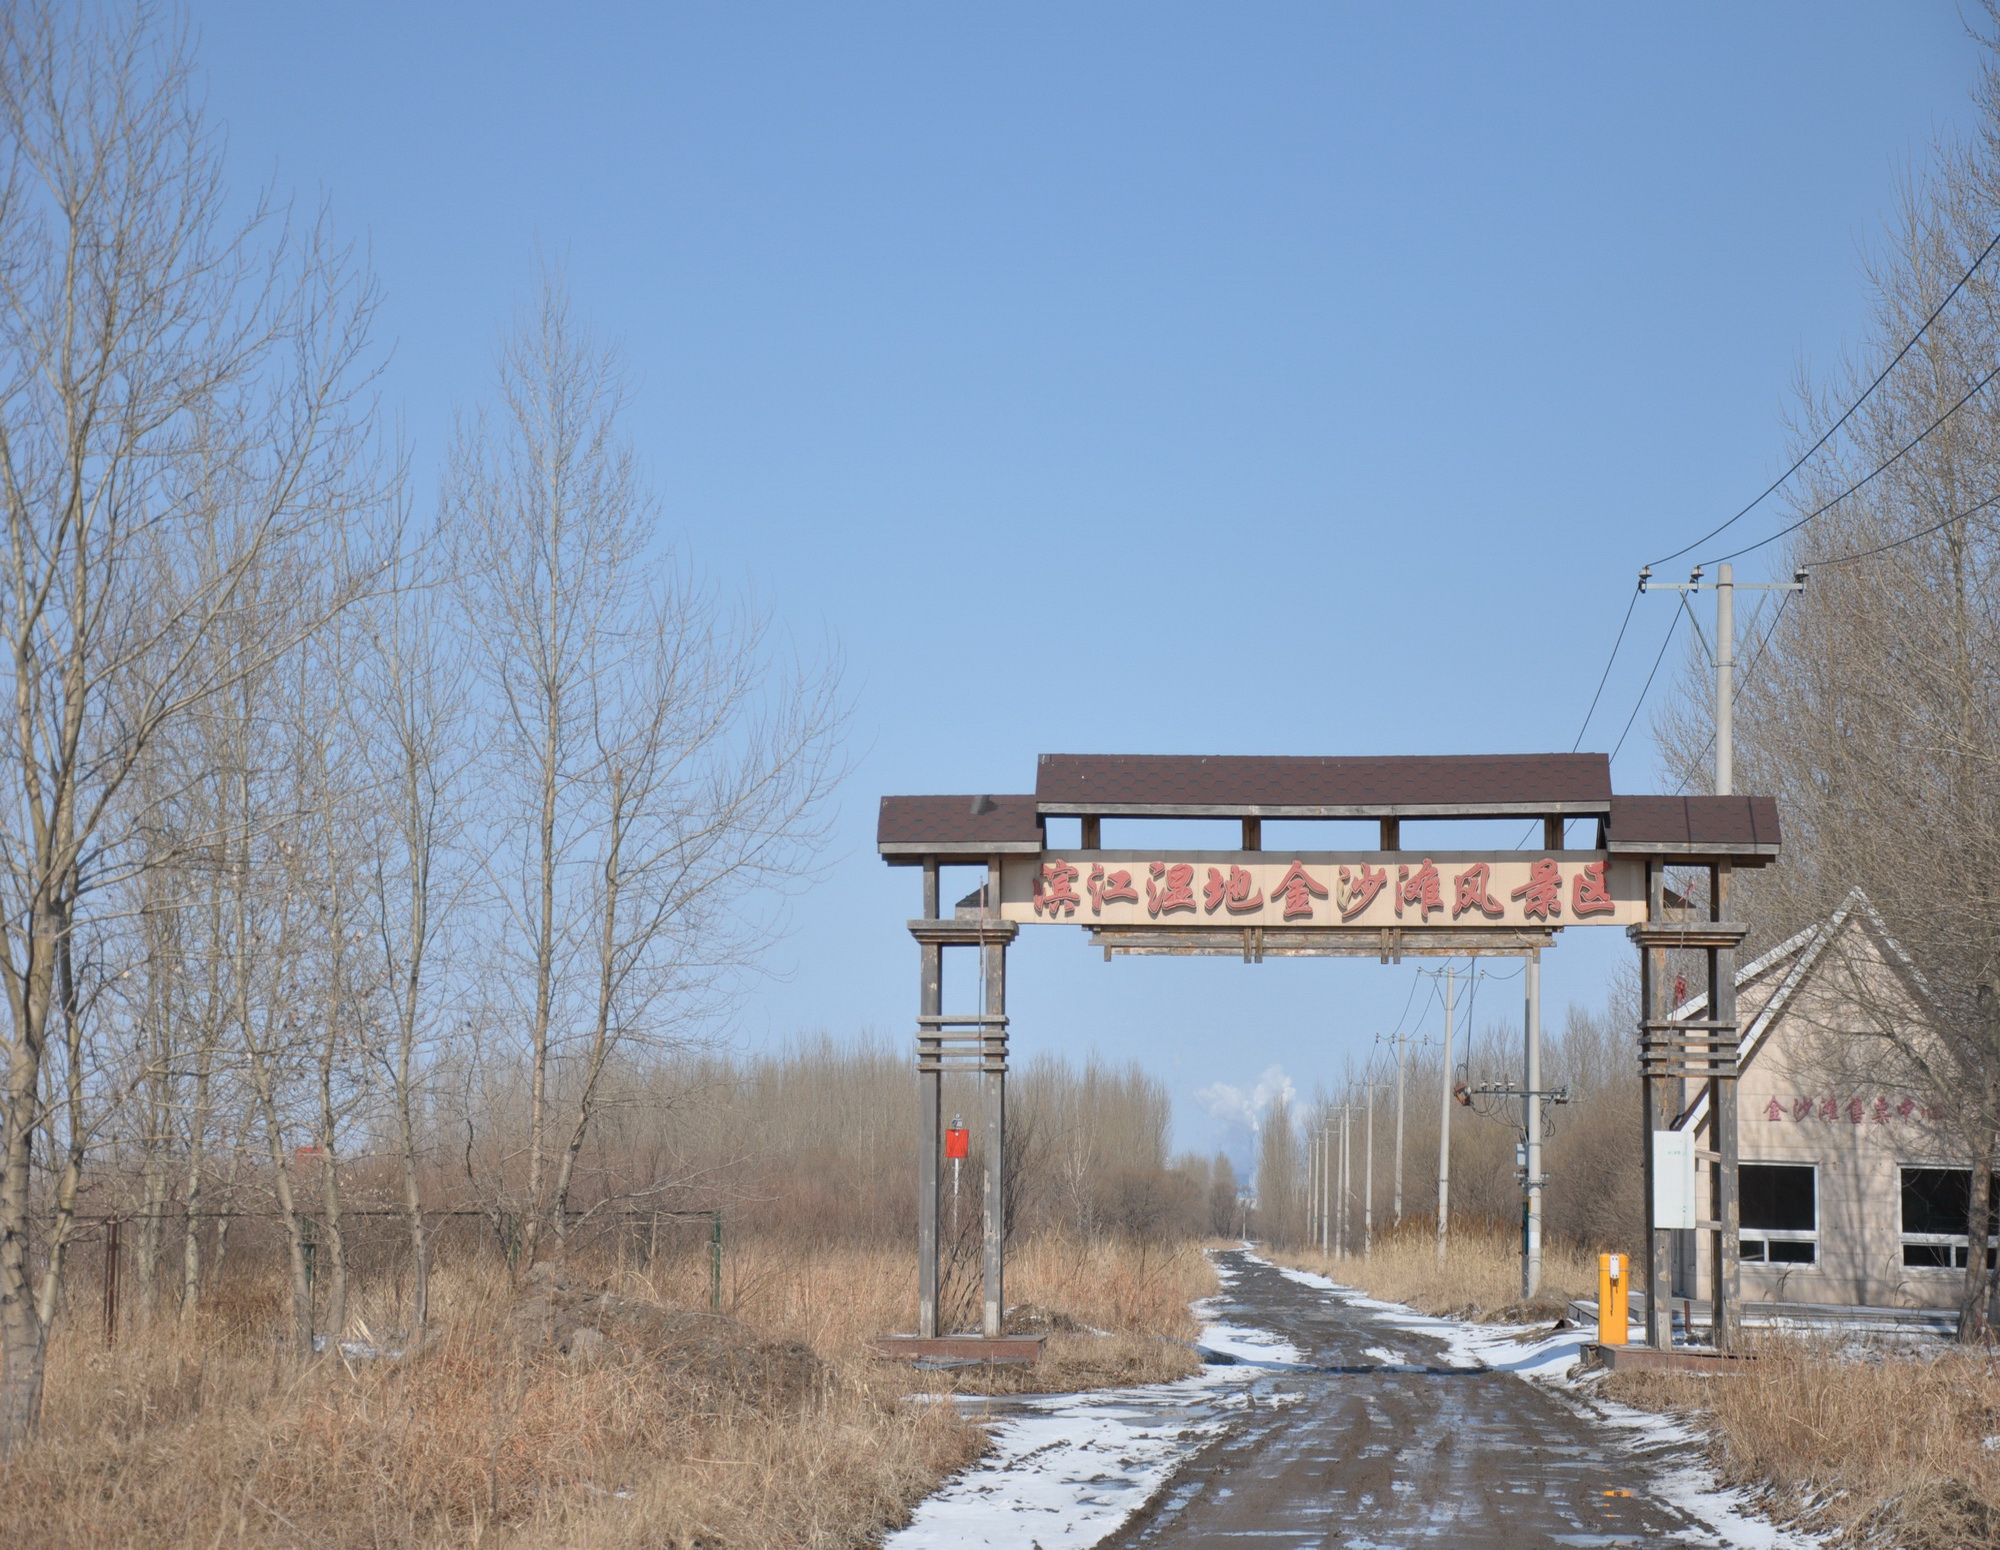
882,1377,1249,1550
884,1254,1297,1550
1263,1255,1826,1550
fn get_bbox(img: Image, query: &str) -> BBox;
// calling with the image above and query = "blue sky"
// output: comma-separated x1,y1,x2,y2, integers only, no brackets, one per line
189,2,1978,1165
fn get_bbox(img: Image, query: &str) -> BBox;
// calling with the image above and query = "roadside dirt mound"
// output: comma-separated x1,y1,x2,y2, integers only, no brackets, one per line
509,1264,821,1409
1007,1302,1094,1335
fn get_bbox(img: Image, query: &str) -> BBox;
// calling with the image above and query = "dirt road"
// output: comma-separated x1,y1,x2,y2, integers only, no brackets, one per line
1101,1251,1763,1549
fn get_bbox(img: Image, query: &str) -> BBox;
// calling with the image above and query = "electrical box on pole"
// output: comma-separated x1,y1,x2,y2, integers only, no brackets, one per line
1651,1130,1698,1230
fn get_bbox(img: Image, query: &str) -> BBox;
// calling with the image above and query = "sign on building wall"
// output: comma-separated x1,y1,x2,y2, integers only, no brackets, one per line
998,852,1645,929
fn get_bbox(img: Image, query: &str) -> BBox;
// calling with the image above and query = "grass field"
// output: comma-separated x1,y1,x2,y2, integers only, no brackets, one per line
1267,1220,1598,1323
0,1234,1215,1548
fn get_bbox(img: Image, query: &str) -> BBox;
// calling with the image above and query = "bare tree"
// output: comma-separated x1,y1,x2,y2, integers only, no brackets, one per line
1256,1099,1302,1248
0,3,381,1450
357,538,475,1341
452,271,842,1269
1658,35,2000,1339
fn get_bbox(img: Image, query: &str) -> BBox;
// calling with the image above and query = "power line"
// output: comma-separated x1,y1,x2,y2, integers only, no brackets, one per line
1568,584,1641,751
1608,608,1683,766
1809,487,2000,568
1648,228,2000,568
1386,969,1426,1040
1707,362,2000,565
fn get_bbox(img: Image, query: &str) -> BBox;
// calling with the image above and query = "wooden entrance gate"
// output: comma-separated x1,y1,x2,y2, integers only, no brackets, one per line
878,754,1779,1354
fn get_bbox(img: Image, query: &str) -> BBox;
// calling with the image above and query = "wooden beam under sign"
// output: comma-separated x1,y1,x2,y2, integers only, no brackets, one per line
1241,817,1261,851
1544,815,1563,850
1380,817,1399,851
1081,815,1100,850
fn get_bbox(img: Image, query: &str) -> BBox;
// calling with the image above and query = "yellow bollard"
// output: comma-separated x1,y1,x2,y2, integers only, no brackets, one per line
1597,1252,1628,1345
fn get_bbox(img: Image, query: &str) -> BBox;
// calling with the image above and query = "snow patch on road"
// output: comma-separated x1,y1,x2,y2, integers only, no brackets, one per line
885,1254,1278,1550
1191,1304,1304,1368
882,1377,1252,1550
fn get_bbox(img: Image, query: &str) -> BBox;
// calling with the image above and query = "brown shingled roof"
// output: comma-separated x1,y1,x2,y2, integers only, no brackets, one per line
1034,752,1611,816
877,794,1043,860
1605,795,1781,857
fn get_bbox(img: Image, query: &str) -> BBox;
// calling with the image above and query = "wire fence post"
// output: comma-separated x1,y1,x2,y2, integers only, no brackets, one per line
710,1210,723,1311
102,1215,121,1348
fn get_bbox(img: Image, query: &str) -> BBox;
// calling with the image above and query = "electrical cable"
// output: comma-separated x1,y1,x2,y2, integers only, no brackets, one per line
1608,609,1684,766
1706,362,2000,566
1386,969,1426,1040
1648,228,2000,568
1808,486,2000,568
1568,584,1641,751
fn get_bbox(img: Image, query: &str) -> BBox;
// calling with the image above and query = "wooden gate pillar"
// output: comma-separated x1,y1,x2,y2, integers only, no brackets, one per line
917,859,942,1338
910,879,1017,1341
1632,863,1748,1352
982,853,1008,1338
1710,862,1742,1350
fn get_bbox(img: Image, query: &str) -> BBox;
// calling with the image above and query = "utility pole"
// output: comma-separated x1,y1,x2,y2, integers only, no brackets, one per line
1436,964,1456,1266
1393,1028,1406,1224
1363,1080,1377,1259
1523,952,1544,1299
1638,561,1805,795
1637,560,1804,1347
1338,1104,1352,1260
1314,1125,1327,1256
1321,1120,1333,1256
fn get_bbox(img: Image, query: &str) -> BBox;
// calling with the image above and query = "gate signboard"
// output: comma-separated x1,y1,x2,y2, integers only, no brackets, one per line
1005,852,1644,928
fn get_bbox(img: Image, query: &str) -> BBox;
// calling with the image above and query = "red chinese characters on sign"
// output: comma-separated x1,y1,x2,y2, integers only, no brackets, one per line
1772,1095,1941,1123
1571,859,1616,918
1337,862,1390,921
1272,859,1330,921
1451,863,1505,920
1034,860,1082,919
1509,857,1564,921
1146,861,1197,918
1203,865,1265,915
1087,864,1139,916
1024,852,1630,927
1396,859,1444,921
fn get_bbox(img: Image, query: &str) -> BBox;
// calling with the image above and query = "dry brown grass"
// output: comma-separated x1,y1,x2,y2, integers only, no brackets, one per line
1608,1338,2000,1549
967,1233,1214,1392
0,1233,1215,1548
1268,1222,1598,1323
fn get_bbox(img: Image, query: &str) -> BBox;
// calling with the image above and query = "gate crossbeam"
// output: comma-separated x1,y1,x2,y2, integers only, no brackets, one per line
1090,926,1557,962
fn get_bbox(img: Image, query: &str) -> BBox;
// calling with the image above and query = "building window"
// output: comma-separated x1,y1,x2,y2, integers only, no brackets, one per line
1900,1167,1999,1269
1741,1163,1817,1264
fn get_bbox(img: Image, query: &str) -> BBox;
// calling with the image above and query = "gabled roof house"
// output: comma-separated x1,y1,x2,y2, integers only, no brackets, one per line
1671,889,1978,1309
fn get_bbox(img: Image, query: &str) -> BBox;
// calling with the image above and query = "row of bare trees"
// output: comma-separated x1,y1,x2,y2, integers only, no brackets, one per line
0,6,841,1455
